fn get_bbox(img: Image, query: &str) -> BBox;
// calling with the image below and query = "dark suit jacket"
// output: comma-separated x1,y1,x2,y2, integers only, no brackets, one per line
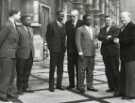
0,20,20,58
119,22,135,62
46,21,66,53
65,20,83,53
76,25,97,56
98,25,120,57
16,25,34,59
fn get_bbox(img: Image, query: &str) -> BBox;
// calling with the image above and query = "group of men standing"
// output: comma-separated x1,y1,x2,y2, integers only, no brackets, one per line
0,9,34,102
46,10,98,93
46,9,135,99
99,12,135,99
0,8,134,102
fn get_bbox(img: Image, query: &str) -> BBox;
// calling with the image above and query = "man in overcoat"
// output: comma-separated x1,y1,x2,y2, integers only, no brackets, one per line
98,16,120,95
65,10,83,89
46,11,66,92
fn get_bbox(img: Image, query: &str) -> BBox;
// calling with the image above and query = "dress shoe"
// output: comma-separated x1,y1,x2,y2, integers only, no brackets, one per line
87,87,98,92
106,89,114,92
77,88,85,94
66,86,75,89
10,98,23,103
113,92,121,97
122,96,135,99
49,88,55,92
17,91,24,95
7,94,18,99
23,88,34,93
0,97,9,102
56,87,65,90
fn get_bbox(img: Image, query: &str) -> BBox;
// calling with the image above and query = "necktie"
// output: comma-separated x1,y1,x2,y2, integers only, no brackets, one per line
25,26,32,38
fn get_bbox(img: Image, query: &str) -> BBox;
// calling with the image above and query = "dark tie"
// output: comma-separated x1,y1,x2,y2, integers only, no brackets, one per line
26,27,32,38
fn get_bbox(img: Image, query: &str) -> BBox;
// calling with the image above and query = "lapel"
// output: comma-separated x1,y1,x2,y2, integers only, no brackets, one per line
121,22,132,33
54,21,65,34
75,20,80,28
104,26,114,34
27,27,33,38
119,22,134,38
22,25,31,38
8,20,17,33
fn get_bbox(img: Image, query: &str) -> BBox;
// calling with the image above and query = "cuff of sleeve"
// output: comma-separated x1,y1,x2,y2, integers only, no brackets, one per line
78,52,83,55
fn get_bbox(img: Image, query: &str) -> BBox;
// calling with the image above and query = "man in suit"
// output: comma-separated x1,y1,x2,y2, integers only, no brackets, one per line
65,10,82,89
98,16,120,94
118,12,135,99
16,14,34,94
76,14,98,93
0,9,22,102
46,11,66,92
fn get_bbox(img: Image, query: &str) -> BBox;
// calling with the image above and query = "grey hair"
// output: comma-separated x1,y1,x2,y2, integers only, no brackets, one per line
121,11,131,18
70,9,79,16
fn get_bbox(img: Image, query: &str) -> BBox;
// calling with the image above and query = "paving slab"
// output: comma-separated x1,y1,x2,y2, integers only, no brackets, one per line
0,50,135,103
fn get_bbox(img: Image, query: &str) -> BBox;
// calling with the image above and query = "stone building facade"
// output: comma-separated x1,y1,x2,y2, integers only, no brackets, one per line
0,0,61,60
0,0,120,60
120,0,135,21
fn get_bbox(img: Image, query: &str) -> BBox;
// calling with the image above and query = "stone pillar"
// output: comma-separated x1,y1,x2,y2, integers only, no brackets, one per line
105,0,109,15
33,0,39,23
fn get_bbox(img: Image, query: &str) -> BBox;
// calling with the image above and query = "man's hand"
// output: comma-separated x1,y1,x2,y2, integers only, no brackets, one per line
106,35,112,40
78,52,84,61
113,38,119,44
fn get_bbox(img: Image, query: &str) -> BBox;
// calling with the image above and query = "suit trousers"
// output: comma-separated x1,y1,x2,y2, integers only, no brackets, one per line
67,50,78,87
49,52,64,89
0,58,17,99
78,56,95,90
103,55,119,91
16,53,33,91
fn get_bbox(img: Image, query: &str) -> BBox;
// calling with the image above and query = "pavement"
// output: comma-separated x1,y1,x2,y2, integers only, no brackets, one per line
1,49,135,103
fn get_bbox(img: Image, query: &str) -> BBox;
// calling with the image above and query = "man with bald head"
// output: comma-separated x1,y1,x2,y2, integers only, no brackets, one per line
65,10,83,89
118,11,135,99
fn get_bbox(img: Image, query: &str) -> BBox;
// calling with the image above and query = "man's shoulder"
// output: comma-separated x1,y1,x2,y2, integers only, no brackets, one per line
100,26,106,30
128,22,135,28
77,20,83,23
77,26,84,31
66,20,71,23
49,21,56,25
47,21,56,28
77,25,83,29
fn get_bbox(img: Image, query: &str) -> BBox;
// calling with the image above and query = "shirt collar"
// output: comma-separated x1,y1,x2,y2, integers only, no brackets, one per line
84,25,92,28
9,17,15,24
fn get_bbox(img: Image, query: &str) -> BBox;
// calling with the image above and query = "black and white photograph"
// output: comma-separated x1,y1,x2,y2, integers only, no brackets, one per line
0,0,135,103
